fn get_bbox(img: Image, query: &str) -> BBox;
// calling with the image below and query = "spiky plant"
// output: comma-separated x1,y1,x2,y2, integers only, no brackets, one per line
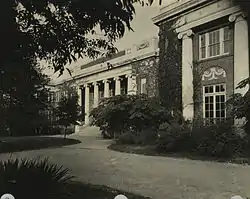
0,158,74,199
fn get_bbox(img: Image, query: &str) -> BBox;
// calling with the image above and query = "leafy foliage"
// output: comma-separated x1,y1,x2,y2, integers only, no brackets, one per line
156,121,192,153
156,121,248,159
158,19,182,111
227,81,250,134
1,0,155,76
90,94,172,140
54,87,82,137
192,123,246,158
0,158,73,199
0,58,51,136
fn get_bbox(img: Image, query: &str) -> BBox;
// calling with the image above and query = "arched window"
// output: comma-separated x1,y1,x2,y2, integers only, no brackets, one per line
201,67,227,125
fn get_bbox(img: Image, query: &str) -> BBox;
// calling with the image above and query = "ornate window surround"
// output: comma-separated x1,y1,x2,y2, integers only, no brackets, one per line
201,66,227,124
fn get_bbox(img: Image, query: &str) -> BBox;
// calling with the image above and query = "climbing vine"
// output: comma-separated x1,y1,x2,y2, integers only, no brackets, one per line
192,60,202,126
158,19,182,112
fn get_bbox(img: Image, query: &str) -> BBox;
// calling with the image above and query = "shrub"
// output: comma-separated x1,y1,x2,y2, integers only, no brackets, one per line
156,121,192,153
192,122,247,158
90,94,172,142
156,120,248,159
0,158,73,199
117,129,158,145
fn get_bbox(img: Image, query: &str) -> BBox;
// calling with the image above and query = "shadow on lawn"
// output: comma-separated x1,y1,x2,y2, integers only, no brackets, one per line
0,136,81,153
108,143,250,165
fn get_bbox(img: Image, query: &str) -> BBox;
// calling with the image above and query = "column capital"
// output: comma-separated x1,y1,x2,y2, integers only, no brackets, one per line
92,82,101,86
125,74,133,78
229,11,247,23
79,85,84,89
102,79,111,83
84,83,91,88
177,29,194,40
114,77,122,81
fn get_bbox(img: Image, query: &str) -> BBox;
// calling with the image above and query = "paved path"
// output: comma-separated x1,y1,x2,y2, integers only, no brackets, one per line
1,127,250,199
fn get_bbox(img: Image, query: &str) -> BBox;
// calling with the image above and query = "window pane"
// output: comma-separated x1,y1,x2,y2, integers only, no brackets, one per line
221,95,225,102
216,111,220,118
209,104,213,110
221,103,225,110
205,87,209,93
201,47,206,58
205,97,209,103
209,86,213,93
220,85,225,92
215,43,220,55
215,30,220,42
205,104,209,110
209,96,213,103
209,46,212,57
216,95,220,102
215,85,220,92
205,111,209,118
209,32,212,44
224,27,230,41
221,111,225,118
224,41,229,53
200,34,206,47
216,103,220,110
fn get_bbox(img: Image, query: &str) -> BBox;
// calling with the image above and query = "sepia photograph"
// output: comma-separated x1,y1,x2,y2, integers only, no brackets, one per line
0,0,250,199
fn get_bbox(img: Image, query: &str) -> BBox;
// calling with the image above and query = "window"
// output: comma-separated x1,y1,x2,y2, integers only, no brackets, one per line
199,26,231,59
203,84,226,125
140,78,147,94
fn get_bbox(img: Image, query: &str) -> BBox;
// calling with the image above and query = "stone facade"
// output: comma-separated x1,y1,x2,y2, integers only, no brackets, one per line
153,0,249,126
50,37,159,127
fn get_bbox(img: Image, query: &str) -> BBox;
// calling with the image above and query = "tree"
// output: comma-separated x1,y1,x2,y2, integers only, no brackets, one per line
54,87,82,138
0,57,51,136
1,0,155,77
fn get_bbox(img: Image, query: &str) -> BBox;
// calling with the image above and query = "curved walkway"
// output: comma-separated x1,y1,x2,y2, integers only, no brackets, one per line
1,127,250,199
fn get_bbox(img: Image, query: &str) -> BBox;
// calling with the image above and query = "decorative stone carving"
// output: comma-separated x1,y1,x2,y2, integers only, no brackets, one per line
136,40,150,51
229,12,247,23
202,67,226,81
177,29,194,40
102,79,111,83
173,16,186,28
84,83,91,88
92,82,101,86
113,77,122,81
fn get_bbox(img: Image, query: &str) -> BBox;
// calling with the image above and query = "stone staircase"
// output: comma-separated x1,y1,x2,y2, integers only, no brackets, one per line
74,124,101,137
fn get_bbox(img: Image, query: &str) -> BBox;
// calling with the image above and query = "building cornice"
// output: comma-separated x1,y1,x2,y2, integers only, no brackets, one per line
51,49,159,86
152,0,216,25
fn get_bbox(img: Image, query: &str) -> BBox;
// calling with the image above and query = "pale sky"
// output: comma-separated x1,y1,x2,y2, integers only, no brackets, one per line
46,0,173,82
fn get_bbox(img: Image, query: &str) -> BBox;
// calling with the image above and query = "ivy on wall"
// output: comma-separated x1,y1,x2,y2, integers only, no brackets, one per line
192,60,203,126
158,20,182,112
132,57,159,96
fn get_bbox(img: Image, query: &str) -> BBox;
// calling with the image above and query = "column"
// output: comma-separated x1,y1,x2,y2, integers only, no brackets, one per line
75,86,82,133
84,84,90,125
103,79,110,98
229,12,249,128
178,29,194,121
229,12,249,95
126,74,137,95
93,82,99,108
77,86,82,108
114,77,121,95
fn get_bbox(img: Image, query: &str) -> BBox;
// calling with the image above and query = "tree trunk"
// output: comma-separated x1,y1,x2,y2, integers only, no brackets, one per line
64,126,67,139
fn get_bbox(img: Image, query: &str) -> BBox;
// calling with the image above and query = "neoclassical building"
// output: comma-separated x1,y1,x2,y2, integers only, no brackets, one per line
50,37,159,126
153,0,249,126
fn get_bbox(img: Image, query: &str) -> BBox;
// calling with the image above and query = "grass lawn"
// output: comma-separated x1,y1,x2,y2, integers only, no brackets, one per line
108,143,250,165
0,136,81,153
67,181,151,199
